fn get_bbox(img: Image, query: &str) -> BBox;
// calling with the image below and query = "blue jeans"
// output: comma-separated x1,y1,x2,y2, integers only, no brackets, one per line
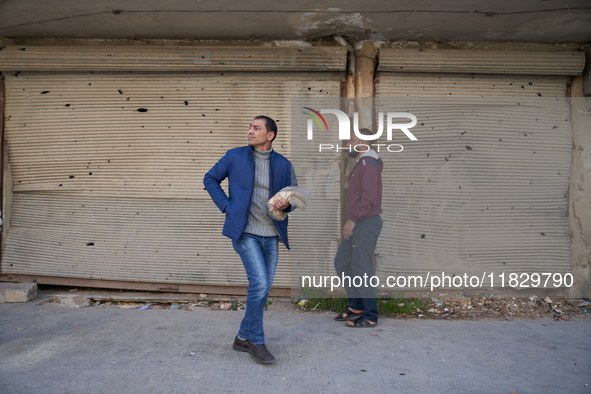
232,233,279,344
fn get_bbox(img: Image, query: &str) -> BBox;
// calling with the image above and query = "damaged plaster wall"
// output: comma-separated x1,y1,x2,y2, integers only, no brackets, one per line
569,74,591,298
288,11,388,41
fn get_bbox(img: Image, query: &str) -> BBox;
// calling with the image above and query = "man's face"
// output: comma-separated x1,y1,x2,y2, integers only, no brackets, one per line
346,133,365,158
248,118,274,150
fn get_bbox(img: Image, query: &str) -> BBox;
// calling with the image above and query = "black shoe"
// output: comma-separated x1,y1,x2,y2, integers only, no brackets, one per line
233,336,250,352
232,336,275,364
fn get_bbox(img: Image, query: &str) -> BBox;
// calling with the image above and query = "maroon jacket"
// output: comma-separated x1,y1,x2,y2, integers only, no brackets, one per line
347,151,383,222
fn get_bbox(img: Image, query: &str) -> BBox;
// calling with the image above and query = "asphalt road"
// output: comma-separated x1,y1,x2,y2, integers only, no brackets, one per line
1,296,590,393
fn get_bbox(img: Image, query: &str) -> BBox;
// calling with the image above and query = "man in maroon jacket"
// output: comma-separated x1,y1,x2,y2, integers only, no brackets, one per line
334,128,384,327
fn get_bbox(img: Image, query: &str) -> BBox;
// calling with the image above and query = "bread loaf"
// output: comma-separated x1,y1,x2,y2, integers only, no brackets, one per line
267,186,311,221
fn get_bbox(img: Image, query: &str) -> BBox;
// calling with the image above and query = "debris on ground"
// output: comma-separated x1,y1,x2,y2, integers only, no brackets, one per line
297,295,590,321
48,295,90,308
416,296,589,320
296,297,308,310
566,299,591,308
42,287,589,321
137,303,159,310
211,301,245,310
84,300,241,311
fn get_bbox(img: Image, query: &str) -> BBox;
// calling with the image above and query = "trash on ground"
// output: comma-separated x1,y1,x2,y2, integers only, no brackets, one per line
137,303,161,310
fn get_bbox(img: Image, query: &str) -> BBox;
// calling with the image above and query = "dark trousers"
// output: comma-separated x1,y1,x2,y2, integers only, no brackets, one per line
333,215,383,323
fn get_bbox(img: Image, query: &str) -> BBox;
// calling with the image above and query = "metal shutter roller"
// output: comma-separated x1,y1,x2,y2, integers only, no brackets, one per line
0,46,347,72
378,48,584,76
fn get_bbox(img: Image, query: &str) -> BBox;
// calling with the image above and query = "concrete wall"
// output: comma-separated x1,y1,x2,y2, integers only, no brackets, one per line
569,70,591,298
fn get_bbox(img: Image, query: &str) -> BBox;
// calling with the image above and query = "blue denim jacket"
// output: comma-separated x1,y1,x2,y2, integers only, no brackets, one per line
203,145,296,249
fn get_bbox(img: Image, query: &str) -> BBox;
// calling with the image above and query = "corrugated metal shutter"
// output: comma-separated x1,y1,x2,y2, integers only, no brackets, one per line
376,73,568,97
289,99,346,289
2,71,342,288
375,51,575,288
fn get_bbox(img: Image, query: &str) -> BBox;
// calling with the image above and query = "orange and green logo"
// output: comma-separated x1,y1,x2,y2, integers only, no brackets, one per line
303,107,328,132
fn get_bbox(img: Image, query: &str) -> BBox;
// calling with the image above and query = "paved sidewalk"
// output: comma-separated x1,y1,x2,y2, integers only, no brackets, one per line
1,296,590,394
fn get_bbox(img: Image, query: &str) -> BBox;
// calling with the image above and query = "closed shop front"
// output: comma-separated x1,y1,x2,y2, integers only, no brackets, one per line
374,49,585,287
0,46,346,292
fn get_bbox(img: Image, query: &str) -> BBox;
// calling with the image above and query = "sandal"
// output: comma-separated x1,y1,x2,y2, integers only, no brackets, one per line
334,308,363,321
346,317,378,328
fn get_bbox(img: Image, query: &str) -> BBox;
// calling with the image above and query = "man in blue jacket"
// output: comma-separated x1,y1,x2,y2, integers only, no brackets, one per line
203,115,296,364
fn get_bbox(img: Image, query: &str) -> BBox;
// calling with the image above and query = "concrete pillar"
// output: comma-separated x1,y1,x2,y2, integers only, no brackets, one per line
568,74,591,298
354,41,376,130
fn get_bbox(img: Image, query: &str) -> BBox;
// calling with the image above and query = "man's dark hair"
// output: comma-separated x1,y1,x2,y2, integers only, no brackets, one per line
357,128,375,146
254,115,278,142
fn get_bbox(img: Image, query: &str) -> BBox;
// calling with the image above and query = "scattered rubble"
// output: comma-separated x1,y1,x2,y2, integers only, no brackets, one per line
40,288,590,321
417,296,589,320
88,300,245,311
51,295,90,308
0,283,37,303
